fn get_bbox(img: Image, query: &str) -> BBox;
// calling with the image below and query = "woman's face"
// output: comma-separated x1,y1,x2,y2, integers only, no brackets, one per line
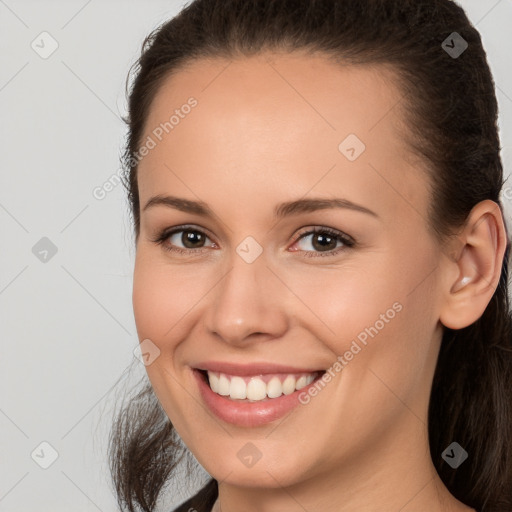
133,52,449,490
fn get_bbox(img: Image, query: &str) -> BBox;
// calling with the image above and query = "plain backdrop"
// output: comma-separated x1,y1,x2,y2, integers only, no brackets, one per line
1,1,511,511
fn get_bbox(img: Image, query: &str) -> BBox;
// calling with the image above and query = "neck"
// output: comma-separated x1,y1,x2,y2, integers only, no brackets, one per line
210,414,475,512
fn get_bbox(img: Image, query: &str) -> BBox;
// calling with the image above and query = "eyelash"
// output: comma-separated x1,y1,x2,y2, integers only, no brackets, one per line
151,224,355,258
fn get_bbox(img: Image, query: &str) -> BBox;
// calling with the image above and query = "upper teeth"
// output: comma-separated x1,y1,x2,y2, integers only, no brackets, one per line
207,371,317,401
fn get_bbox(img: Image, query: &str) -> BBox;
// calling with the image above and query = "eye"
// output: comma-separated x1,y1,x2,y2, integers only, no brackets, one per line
152,225,215,255
290,227,355,257
151,225,355,257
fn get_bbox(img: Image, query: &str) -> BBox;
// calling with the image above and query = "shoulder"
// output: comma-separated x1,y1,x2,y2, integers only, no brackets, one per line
171,479,218,512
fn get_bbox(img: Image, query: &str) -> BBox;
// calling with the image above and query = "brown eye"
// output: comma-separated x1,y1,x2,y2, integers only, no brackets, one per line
152,225,354,258
177,229,207,249
292,227,355,257
152,225,215,255
310,232,339,251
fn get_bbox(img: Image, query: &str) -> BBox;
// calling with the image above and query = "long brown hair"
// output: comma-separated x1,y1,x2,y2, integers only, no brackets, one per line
109,1,512,510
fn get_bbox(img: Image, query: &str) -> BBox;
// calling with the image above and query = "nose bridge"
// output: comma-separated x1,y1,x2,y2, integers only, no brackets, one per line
204,246,288,344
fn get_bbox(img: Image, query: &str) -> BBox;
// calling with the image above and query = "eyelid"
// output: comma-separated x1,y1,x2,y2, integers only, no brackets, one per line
293,226,355,245
151,224,216,253
152,224,355,256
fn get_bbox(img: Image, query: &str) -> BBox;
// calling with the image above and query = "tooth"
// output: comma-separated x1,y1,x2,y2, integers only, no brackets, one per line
295,375,308,390
247,377,267,401
267,376,283,398
282,375,296,395
207,371,318,399
229,376,247,399
217,373,230,396
209,372,219,393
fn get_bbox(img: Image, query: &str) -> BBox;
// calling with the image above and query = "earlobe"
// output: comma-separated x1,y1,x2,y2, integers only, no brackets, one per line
439,200,507,330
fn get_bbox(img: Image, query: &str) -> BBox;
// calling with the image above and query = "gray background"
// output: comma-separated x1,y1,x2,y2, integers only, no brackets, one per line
1,1,511,511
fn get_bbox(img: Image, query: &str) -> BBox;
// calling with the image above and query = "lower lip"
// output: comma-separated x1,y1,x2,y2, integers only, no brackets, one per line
193,368,324,428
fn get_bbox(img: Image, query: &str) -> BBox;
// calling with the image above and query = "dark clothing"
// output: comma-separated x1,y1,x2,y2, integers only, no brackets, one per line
172,479,218,512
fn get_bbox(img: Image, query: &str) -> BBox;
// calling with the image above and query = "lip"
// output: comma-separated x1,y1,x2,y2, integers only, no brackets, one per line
192,367,326,428
194,361,325,376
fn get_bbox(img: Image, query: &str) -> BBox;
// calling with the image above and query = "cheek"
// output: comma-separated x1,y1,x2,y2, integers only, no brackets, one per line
280,259,399,351
319,259,439,423
132,253,198,424
132,251,203,340
296,245,438,378
132,260,168,340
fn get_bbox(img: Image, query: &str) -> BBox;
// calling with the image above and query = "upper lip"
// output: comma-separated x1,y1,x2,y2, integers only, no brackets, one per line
194,361,325,376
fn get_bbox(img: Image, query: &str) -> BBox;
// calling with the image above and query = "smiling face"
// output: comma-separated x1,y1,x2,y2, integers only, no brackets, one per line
132,51,450,496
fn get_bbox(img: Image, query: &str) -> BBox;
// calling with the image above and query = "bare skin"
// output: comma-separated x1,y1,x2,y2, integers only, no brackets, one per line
132,51,506,512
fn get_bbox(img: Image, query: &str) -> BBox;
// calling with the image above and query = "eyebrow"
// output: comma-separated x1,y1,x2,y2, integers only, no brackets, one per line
142,195,378,219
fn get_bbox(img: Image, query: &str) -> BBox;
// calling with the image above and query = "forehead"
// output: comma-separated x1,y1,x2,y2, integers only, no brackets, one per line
144,51,406,147
137,51,429,225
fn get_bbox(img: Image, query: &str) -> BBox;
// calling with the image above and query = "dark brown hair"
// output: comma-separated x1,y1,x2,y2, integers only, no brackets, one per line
109,1,512,510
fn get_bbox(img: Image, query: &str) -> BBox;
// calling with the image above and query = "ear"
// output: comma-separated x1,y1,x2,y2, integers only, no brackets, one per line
439,200,508,330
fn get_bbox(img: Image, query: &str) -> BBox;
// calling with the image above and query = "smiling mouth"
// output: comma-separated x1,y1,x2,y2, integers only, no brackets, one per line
197,369,325,402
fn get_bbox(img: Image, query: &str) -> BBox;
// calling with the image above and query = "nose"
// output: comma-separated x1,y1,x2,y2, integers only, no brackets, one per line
203,251,289,346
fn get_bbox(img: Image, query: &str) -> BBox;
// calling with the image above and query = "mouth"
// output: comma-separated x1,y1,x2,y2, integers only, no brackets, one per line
192,365,331,427
196,369,325,402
